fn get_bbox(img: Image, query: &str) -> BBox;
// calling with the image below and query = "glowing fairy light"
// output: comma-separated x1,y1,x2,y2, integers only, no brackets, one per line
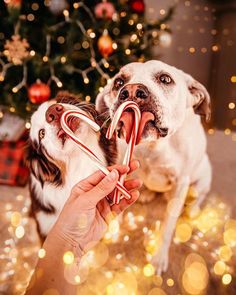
11,212,22,227
14,226,25,239
166,278,174,287
42,56,48,62
230,76,236,83
108,219,120,235
222,274,232,285
182,261,209,294
223,228,236,247
38,248,46,259
175,223,192,243
74,275,81,284
213,261,226,275
25,122,31,129
63,251,74,265
228,102,235,109
143,263,155,277
60,56,66,63
218,245,232,262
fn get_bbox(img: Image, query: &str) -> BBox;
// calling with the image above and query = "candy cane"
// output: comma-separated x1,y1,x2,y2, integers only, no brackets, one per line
60,109,131,201
106,101,141,204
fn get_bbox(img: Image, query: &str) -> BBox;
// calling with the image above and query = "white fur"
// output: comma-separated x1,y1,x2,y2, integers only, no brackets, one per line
96,60,212,274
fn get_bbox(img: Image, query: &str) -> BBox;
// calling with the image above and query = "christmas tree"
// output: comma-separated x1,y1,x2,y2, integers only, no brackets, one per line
0,0,173,121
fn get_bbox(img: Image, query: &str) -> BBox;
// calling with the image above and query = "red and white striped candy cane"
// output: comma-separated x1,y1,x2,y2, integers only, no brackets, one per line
106,101,141,204
60,109,131,201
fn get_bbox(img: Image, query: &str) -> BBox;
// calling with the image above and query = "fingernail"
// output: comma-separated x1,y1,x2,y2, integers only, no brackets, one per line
108,169,118,181
136,160,140,168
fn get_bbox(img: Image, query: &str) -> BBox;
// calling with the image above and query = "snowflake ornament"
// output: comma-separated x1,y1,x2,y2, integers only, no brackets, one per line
4,34,30,65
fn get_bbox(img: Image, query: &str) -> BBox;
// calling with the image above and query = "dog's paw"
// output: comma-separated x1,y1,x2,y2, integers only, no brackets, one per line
138,187,156,203
152,247,169,276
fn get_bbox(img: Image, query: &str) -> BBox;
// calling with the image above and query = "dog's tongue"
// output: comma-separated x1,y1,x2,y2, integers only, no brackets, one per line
120,112,134,143
136,112,155,144
119,111,154,144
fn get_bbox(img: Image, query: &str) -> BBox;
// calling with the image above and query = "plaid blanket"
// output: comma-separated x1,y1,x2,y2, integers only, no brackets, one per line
0,132,29,186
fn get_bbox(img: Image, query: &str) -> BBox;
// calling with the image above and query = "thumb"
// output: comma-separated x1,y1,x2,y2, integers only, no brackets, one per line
85,169,119,204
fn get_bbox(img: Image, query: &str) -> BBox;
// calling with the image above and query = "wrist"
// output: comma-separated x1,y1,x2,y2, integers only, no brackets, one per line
44,228,85,261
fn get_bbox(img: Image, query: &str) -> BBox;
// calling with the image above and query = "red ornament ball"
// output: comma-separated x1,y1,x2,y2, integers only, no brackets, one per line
98,33,114,57
94,2,116,20
6,0,22,9
129,0,145,14
28,80,51,104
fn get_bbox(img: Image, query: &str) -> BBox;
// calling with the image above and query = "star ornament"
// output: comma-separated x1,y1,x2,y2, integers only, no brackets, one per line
4,34,30,65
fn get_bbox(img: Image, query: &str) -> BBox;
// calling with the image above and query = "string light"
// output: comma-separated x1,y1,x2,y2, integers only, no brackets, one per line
228,102,235,109
73,2,80,9
166,278,174,287
29,50,35,56
143,263,155,277
63,251,74,265
38,248,46,259
42,56,48,62
212,45,219,52
224,128,231,135
25,122,31,129
230,76,236,83
125,49,131,55
208,128,215,135
160,9,166,15
15,226,25,239
213,261,226,275
60,56,67,63
82,72,89,84
189,47,195,53
222,274,232,285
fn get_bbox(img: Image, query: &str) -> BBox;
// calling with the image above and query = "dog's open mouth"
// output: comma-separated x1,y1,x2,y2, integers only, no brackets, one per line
57,116,80,145
118,111,155,144
117,110,169,143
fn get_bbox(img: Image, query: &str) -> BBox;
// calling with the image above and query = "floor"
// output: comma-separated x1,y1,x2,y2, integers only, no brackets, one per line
0,130,235,295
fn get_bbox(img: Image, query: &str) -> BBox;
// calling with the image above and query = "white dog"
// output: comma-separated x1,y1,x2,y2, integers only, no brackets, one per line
96,60,212,274
27,93,116,239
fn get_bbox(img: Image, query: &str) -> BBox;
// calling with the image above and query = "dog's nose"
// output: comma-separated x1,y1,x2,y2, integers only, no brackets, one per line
118,84,149,102
158,127,168,137
46,103,64,124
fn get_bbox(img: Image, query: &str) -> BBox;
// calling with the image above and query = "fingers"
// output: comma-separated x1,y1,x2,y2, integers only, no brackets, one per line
73,160,140,196
111,190,140,215
72,170,106,195
107,160,140,175
107,164,129,175
85,169,119,204
124,178,143,191
128,160,140,174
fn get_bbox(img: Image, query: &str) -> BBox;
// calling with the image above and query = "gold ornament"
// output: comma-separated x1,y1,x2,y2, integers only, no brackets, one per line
4,34,30,65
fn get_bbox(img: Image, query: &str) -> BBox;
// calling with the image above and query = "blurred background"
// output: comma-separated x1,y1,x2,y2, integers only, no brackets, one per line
0,1,236,294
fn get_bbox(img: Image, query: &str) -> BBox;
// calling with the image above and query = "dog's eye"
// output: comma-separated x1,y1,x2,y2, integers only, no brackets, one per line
39,129,45,140
159,74,173,85
114,78,124,89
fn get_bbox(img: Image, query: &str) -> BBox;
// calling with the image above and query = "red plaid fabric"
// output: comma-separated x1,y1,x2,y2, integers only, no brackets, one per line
0,132,29,186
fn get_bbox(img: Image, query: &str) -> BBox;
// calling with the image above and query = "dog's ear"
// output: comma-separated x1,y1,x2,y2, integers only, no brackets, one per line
95,83,112,114
25,140,62,187
184,73,211,122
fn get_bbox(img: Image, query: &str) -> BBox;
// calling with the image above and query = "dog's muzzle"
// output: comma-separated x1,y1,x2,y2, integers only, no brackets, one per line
118,83,149,103
117,83,169,139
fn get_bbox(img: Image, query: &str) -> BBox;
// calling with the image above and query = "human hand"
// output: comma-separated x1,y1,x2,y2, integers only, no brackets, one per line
49,160,142,257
